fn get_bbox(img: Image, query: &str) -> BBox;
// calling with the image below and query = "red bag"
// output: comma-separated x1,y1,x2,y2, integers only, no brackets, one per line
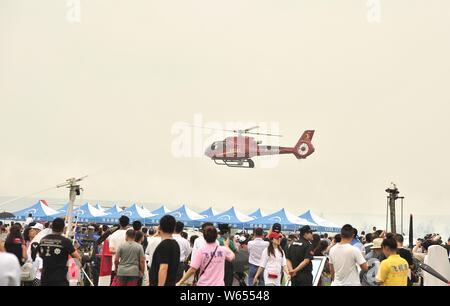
111,276,120,286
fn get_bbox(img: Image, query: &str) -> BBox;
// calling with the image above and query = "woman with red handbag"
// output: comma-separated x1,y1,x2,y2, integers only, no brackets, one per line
253,232,290,286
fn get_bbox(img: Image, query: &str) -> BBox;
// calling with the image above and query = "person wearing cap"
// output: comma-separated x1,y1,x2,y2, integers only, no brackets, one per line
25,223,45,286
365,238,385,261
253,231,290,286
264,223,282,241
30,223,44,237
286,225,315,286
25,223,44,250
360,238,384,286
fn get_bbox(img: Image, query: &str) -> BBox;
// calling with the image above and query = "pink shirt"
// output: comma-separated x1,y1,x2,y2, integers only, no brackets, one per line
190,242,234,286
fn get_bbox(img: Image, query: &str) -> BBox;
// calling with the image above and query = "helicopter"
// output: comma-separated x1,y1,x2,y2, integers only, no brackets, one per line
200,126,315,168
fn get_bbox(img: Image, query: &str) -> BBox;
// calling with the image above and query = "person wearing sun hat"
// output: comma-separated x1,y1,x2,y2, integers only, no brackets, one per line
26,223,46,286
30,223,44,233
359,238,384,286
365,238,385,261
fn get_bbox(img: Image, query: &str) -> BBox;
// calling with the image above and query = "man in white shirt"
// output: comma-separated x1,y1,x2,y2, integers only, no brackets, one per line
173,221,191,282
247,227,269,286
145,229,162,269
25,213,34,226
329,224,368,286
0,240,21,286
108,216,130,281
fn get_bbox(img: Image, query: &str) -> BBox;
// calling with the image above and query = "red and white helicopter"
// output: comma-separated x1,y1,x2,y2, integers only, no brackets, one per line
200,126,315,168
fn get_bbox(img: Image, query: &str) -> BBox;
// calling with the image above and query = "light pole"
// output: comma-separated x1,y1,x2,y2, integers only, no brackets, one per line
57,176,87,238
399,196,405,235
385,183,403,234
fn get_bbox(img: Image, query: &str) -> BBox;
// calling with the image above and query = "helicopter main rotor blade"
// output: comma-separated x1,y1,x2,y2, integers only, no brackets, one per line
244,125,259,133
245,131,283,137
186,124,236,133
186,124,282,137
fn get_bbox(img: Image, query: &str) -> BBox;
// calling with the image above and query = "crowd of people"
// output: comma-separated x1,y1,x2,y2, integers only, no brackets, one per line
0,214,449,286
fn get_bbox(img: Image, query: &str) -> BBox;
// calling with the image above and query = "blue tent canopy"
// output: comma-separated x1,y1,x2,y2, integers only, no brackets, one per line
98,204,123,224
55,202,108,223
249,208,266,219
150,205,171,216
164,205,205,227
99,203,156,224
247,208,316,231
12,200,60,222
57,203,69,214
298,210,341,233
105,204,123,215
199,207,219,218
200,207,254,228
95,203,106,212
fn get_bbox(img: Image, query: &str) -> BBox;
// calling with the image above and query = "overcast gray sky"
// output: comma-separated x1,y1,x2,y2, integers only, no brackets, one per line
1,1,450,229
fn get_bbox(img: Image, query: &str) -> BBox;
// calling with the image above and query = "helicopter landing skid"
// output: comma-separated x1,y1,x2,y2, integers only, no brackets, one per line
213,158,255,168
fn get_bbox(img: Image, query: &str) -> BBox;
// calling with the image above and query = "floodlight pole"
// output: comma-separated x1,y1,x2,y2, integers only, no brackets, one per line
57,176,87,238
385,197,389,233
399,196,405,235
385,183,401,234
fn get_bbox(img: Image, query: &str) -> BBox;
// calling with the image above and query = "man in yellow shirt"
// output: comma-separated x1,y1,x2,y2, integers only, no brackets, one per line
376,238,409,286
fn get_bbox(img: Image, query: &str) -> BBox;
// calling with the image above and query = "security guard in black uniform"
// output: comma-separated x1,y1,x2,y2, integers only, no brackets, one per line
286,225,315,286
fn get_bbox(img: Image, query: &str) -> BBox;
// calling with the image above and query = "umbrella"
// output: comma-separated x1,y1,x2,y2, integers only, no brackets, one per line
0,211,15,219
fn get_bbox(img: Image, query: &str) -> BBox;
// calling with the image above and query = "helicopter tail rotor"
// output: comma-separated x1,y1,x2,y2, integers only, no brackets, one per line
293,130,315,159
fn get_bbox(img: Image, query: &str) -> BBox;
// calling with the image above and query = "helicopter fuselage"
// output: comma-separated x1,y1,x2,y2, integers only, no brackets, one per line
205,135,312,159
204,130,315,168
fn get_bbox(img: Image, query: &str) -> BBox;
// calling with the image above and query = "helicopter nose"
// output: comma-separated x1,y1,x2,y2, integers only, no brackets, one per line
204,147,214,158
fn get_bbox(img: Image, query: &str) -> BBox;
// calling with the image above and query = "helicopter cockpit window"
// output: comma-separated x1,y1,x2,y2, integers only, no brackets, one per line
211,142,219,150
